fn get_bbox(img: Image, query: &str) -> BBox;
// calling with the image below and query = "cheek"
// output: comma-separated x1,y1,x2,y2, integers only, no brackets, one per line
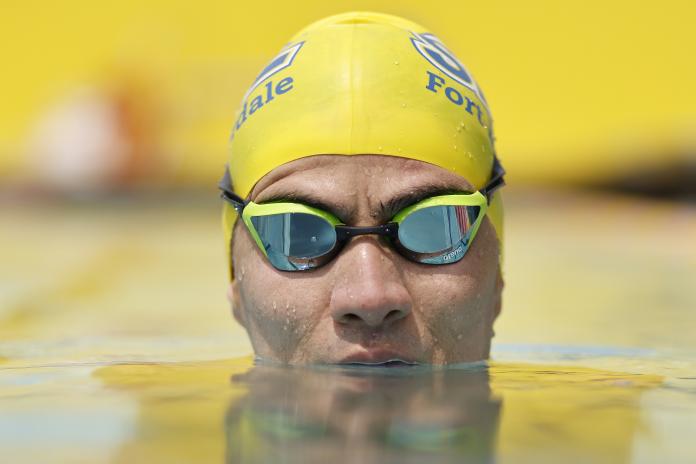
405,222,500,357
409,271,488,335
234,227,333,359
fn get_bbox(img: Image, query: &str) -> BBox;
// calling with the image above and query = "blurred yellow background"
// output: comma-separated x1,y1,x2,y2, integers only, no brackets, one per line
1,5,695,461
2,0,695,188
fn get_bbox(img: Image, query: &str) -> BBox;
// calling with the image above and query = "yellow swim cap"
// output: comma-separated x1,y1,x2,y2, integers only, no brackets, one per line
223,11,503,277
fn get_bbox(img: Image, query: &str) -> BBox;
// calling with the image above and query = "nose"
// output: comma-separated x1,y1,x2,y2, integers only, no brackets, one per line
330,238,413,329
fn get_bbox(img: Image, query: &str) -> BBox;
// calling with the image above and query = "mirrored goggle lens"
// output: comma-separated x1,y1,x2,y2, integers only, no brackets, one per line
250,212,337,271
397,205,481,264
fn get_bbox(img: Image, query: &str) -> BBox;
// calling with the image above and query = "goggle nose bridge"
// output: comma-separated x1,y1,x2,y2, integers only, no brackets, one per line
335,223,399,242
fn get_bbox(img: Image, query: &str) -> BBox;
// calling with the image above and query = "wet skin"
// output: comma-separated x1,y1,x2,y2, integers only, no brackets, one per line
228,155,503,365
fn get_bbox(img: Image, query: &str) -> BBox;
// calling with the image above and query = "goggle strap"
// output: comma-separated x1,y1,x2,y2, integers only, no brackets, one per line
218,167,247,213
480,155,506,204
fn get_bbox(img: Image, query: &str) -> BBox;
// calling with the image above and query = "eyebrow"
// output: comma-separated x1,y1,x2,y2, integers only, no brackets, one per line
256,191,353,221
381,185,470,219
257,184,470,223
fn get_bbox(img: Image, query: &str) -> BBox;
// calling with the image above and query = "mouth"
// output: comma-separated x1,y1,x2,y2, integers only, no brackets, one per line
338,350,419,367
342,359,418,368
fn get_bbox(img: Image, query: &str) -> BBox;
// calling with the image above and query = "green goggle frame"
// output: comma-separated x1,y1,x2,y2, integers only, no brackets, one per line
220,157,505,272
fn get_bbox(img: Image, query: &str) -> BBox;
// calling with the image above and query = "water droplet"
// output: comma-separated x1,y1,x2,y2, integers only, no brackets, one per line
401,103,407,108
457,334,463,340
394,60,400,65
377,146,383,151
453,145,457,150
272,301,277,310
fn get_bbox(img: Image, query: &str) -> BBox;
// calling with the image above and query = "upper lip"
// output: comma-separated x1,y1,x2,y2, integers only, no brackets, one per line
338,349,417,365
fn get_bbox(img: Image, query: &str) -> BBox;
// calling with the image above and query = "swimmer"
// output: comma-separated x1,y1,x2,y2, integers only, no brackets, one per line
220,12,505,365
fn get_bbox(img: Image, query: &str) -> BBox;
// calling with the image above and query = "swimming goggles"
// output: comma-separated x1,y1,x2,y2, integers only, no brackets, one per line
219,157,505,271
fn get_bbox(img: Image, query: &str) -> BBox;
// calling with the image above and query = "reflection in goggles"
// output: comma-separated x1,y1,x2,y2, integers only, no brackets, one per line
251,213,337,270
398,205,479,254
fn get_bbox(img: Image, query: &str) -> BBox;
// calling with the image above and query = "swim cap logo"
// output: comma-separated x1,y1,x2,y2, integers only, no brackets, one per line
232,41,304,138
410,32,488,108
245,41,304,100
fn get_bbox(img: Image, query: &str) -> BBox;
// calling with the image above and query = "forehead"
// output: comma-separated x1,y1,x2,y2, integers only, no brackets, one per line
250,155,474,202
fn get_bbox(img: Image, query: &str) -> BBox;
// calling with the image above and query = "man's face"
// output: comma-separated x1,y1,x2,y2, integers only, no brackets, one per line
229,155,502,365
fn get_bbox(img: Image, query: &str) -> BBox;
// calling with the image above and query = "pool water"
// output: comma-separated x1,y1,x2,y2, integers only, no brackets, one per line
2,353,695,463
1,189,694,463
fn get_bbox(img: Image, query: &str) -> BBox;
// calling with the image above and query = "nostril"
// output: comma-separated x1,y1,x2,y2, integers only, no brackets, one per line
340,313,362,324
384,309,404,324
